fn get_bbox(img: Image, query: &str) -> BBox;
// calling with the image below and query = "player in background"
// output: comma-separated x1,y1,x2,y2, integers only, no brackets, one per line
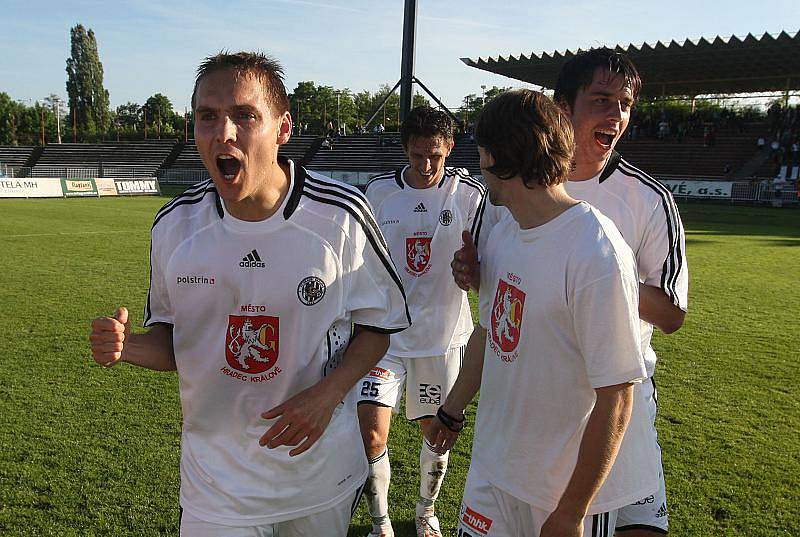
452,49,688,537
431,88,656,537
89,51,409,537
358,107,487,537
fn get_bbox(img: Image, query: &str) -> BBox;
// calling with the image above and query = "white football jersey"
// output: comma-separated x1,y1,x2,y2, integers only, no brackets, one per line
144,160,409,525
473,202,657,514
366,166,485,357
565,152,689,376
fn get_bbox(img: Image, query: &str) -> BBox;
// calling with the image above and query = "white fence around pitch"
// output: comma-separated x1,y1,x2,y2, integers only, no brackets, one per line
658,177,797,205
1,165,157,179
2,162,796,206
155,169,798,204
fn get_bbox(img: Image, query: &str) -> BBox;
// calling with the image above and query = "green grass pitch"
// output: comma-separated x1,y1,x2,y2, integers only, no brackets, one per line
0,195,797,536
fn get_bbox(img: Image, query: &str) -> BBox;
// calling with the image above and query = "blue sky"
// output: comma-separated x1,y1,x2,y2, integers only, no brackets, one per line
0,0,797,112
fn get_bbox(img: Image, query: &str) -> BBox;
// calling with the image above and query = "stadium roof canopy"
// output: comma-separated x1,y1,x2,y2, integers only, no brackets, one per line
461,31,800,98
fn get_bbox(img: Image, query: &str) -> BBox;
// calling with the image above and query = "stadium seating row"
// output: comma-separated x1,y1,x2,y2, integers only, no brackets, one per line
0,122,773,181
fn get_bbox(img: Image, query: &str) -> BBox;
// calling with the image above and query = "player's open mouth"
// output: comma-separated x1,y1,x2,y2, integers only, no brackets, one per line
216,155,242,182
594,130,616,150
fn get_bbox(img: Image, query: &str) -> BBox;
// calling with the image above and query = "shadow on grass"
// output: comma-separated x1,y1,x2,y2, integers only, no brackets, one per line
349,520,426,537
685,238,721,245
763,239,800,247
678,202,800,240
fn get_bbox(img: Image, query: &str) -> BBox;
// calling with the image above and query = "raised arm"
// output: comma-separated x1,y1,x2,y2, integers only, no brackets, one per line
89,306,176,371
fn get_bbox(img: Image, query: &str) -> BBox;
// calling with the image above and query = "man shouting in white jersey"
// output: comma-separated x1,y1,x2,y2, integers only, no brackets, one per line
90,51,409,537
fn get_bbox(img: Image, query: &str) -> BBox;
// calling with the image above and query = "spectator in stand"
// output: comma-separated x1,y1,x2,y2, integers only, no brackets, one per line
704,124,716,147
375,123,386,146
791,140,799,165
676,121,687,143
658,118,670,140
757,136,767,150
771,139,781,162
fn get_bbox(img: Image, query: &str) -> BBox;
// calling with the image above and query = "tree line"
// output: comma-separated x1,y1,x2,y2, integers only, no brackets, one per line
0,23,511,146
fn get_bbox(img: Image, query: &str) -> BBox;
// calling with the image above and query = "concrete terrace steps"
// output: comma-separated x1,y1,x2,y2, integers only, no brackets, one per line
32,140,177,177
171,135,319,169
306,134,481,176
616,125,768,178
0,146,37,168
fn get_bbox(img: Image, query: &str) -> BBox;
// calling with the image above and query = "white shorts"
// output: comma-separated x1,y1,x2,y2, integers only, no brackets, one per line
356,346,464,420
179,483,363,537
616,378,669,533
458,465,617,537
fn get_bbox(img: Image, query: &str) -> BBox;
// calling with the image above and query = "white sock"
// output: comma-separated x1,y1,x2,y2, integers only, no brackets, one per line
365,449,391,529
417,439,449,517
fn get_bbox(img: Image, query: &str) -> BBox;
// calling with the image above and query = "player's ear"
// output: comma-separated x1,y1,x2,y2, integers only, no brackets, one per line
445,137,454,157
556,97,572,119
478,147,496,168
277,111,292,145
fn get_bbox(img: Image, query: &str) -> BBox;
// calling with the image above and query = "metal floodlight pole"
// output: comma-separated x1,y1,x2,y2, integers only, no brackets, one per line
54,98,62,144
413,77,460,124
40,107,45,146
365,80,402,128
399,0,417,123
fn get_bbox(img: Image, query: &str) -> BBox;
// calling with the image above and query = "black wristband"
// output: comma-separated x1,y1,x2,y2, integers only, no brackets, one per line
437,406,465,432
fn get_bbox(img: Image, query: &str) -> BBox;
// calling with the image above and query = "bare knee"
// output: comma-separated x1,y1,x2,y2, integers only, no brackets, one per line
358,404,392,459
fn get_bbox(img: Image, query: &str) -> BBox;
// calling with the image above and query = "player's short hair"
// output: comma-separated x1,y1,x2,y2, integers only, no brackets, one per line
553,48,642,108
191,51,290,116
400,106,454,147
475,89,573,188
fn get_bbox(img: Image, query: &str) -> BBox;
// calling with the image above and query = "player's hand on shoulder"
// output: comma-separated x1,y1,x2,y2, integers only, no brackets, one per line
259,382,340,457
452,230,480,291
89,307,130,368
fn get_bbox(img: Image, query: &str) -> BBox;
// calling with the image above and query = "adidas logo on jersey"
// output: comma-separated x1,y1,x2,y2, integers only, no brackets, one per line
413,202,427,213
240,249,265,268
656,503,668,518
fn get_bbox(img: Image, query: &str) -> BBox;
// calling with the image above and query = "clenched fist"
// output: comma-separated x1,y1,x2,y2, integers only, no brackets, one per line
89,307,130,368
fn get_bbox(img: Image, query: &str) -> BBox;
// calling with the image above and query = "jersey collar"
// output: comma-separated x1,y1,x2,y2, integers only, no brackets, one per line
599,151,622,183
398,165,451,189
283,155,306,220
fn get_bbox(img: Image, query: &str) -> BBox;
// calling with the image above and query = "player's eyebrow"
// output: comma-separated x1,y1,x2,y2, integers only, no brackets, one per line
194,106,216,114
588,90,615,97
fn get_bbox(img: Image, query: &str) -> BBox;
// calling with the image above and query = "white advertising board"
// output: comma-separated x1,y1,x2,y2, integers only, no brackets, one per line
660,180,733,198
0,178,63,198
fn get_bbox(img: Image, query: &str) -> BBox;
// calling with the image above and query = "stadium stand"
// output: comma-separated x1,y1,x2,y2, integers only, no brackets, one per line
0,121,783,185
616,121,771,178
31,140,176,177
0,146,37,169
449,134,480,175
306,134,407,172
170,135,320,170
